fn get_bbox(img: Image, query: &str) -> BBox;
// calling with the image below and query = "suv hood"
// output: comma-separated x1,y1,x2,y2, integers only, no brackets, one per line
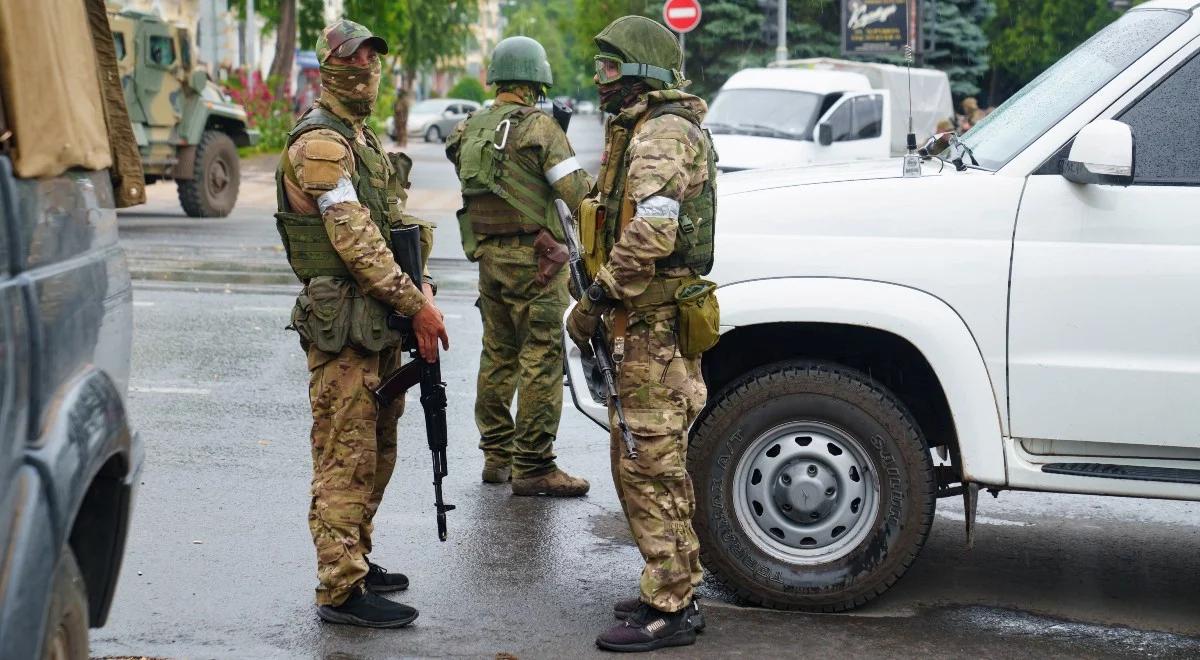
718,158,921,195
711,133,816,171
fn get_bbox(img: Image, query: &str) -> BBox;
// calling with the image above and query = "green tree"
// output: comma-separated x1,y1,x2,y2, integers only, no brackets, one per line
683,1,770,98
923,0,995,97
988,0,1119,99
449,76,486,102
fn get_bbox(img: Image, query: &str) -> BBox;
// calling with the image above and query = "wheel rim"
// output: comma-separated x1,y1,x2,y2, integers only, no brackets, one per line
207,156,230,197
732,420,880,564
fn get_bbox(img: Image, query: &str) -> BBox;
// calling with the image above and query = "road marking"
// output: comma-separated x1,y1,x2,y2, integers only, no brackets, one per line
130,386,211,395
936,509,1031,527
133,301,156,307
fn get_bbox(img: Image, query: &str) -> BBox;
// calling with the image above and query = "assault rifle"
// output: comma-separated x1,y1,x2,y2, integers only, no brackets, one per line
373,225,455,541
554,199,637,459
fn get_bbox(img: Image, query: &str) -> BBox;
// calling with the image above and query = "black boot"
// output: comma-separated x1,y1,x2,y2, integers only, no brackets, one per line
365,561,409,593
613,596,704,632
316,584,418,628
596,603,697,652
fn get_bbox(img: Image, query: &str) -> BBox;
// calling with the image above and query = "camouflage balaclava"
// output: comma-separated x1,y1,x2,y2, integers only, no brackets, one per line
316,20,389,123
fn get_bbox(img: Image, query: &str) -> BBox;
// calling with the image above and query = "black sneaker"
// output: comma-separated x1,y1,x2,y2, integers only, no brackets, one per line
613,596,704,632
316,585,418,628
596,603,697,652
365,562,409,593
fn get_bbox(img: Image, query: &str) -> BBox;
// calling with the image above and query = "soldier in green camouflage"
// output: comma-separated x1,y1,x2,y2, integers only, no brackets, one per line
565,16,718,652
276,19,450,629
446,36,593,496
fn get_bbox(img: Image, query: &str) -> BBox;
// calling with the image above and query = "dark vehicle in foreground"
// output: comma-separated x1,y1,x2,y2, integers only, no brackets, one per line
0,0,144,657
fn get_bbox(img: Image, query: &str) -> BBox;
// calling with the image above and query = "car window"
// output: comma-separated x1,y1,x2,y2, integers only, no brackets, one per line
1117,53,1200,185
113,33,127,61
827,102,853,142
148,35,175,67
852,95,883,139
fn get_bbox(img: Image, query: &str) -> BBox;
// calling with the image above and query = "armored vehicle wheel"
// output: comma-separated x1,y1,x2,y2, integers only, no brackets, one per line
689,360,935,612
40,548,89,660
178,130,239,217
424,125,441,143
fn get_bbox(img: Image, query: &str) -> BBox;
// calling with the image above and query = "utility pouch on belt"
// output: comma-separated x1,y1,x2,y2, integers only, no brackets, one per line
291,276,352,353
533,229,568,286
349,293,402,352
578,198,605,279
674,278,720,358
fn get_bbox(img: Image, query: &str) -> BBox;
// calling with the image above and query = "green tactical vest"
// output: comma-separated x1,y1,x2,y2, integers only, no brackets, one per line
455,103,562,254
275,107,410,281
594,98,718,275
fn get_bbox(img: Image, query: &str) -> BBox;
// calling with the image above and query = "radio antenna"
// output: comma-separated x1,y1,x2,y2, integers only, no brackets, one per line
902,44,921,177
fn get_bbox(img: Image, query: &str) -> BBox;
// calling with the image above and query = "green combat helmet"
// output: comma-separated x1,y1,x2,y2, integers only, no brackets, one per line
594,16,682,89
487,36,553,86
316,19,389,63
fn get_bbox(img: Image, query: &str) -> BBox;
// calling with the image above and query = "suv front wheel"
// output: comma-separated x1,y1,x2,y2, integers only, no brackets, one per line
689,360,935,612
178,130,240,218
40,547,89,660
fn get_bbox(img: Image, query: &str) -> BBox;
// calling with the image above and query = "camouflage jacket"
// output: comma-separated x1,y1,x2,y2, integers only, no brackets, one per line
594,90,710,301
282,101,426,318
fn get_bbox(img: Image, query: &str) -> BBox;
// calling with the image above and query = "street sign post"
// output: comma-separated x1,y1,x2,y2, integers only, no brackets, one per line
662,0,702,33
662,0,701,77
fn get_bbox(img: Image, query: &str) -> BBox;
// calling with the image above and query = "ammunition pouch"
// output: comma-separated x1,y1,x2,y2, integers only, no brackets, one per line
674,277,720,358
578,198,606,280
290,277,403,354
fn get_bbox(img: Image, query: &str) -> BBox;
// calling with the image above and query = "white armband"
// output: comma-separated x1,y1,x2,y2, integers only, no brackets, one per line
545,157,582,185
317,177,358,214
635,195,680,219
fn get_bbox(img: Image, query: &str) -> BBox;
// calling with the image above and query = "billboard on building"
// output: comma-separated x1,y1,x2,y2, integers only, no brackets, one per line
841,0,919,55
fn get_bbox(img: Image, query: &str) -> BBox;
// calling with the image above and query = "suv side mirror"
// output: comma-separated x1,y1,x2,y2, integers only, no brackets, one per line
817,122,832,146
1063,119,1134,186
189,69,208,94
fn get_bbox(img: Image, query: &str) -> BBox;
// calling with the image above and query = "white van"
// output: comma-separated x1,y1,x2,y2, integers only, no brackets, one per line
706,59,954,171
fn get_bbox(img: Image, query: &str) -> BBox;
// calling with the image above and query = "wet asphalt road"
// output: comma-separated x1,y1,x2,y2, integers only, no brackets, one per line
91,118,1200,659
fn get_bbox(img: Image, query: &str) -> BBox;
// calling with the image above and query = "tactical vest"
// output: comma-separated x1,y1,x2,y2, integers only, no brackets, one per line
455,103,561,246
275,107,410,281
591,97,717,276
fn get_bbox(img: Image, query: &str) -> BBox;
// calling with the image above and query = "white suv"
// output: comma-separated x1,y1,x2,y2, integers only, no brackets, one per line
567,0,1200,612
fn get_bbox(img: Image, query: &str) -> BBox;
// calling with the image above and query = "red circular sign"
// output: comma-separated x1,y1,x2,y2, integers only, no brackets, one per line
662,0,702,33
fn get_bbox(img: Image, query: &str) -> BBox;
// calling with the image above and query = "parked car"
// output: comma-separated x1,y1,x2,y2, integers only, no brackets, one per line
576,100,597,115
405,98,480,143
706,61,953,172
1,0,143,658
567,0,1200,612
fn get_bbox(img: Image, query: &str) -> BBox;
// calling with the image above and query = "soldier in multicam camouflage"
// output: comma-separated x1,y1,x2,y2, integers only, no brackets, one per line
565,16,717,653
446,36,593,496
275,19,450,630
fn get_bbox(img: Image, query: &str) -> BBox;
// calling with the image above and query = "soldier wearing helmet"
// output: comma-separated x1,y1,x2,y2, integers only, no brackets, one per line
565,15,719,652
446,36,593,497
275,19,450,628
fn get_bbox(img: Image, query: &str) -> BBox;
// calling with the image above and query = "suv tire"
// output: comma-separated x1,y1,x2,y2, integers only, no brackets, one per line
689,360,935,612
178,130,239,218
40,547,89,660
424,125,441,143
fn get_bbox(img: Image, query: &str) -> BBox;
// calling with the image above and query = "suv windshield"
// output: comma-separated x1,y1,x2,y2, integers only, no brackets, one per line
705,89,822,140
962,9,1187,170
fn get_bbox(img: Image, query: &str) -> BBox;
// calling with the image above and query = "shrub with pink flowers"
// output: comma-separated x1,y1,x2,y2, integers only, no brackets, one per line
225,69,296,153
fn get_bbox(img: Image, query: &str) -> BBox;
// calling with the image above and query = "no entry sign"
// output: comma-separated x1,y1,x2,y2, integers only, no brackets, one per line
662,0,702,33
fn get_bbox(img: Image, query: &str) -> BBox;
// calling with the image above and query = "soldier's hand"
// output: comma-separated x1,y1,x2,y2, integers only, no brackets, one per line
412,300,450,362
565,302,600,359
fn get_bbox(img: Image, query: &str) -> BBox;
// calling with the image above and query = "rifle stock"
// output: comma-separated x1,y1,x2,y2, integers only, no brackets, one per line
553,200,638,460
373,225,455,541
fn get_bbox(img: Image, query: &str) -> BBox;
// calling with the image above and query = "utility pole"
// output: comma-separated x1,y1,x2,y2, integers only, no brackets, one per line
245,0,256,92
775,0,787,62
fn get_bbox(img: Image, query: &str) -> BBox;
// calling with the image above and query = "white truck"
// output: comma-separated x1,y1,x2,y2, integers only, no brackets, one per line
704,58,954,172
567,0,1200,611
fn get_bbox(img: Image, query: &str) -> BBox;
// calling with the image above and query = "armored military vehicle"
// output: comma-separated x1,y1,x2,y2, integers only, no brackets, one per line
109,9,259,217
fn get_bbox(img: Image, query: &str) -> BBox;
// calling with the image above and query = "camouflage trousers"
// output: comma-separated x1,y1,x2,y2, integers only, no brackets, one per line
307,344,404,606
608,308,706,613
474,237,568,478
